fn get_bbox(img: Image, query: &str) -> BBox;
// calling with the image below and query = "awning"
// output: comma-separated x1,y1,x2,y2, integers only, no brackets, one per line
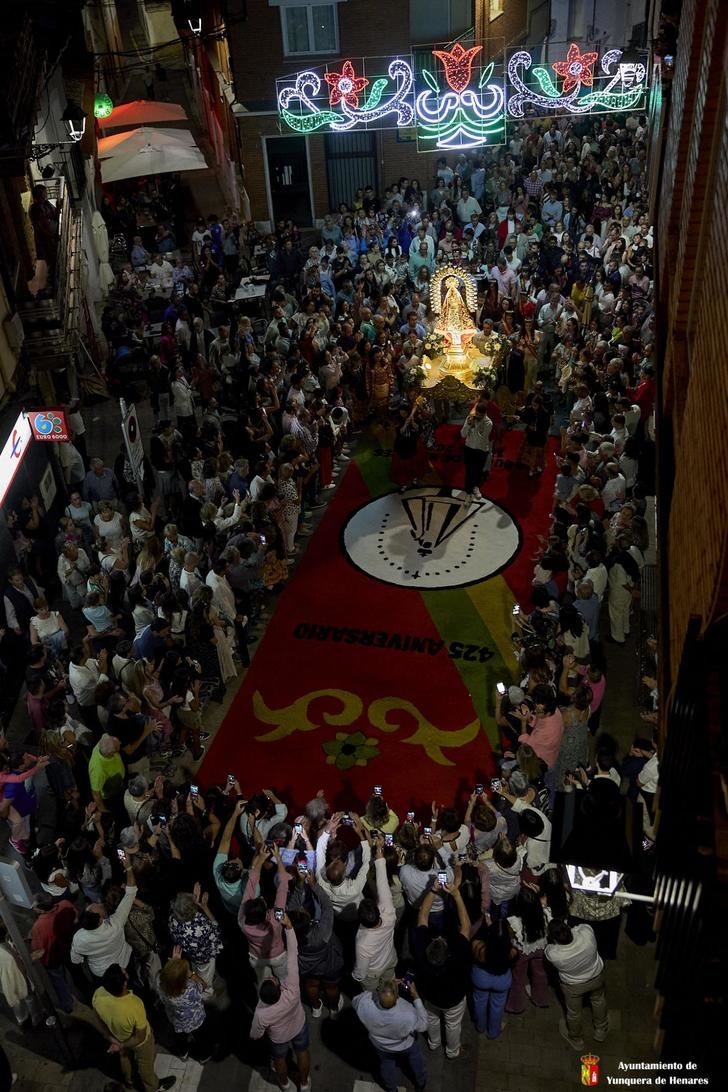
99,99,188,130
98,126,198,159
100,140,208,183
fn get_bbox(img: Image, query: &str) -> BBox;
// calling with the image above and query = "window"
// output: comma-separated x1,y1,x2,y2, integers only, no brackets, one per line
281,4,339,56
489,0,505,20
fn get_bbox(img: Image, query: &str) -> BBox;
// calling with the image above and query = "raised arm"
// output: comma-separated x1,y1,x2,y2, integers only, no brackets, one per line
219,799,246,857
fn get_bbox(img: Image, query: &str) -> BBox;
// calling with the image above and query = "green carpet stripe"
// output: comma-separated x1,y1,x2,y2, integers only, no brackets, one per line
466,575,520,668
421,588,509,748
353,435,395,497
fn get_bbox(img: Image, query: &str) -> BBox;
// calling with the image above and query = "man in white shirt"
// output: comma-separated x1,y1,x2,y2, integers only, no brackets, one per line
71,863,137,979
545,920,608,1049
601,463,626,513
315,814,371,920
584,552,608,601
456,187,482,225
180,553,203,598
353,835,397,989
408,226,434,260
69,646,109,711
206,560,239,624
148,254,174,292
400,844,453,921
460,402,493,498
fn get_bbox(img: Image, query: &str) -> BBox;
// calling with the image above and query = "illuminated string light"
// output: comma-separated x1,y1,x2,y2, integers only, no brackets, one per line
415,47,504,150
276,43,648,138
551,42,598,93
324,60,369,109
431,43,482,93
506,46,647,117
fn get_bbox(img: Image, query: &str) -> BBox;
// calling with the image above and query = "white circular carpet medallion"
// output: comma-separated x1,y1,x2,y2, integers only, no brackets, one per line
342,487,521,590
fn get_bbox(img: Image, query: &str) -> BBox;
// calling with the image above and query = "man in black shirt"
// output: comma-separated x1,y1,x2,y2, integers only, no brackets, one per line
106,692,157,778
413,877,471,1059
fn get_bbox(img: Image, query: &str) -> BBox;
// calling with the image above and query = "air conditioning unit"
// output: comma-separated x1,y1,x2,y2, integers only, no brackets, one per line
2,311,25,353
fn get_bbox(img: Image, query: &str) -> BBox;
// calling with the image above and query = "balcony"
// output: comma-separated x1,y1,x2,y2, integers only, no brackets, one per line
18,177,83,369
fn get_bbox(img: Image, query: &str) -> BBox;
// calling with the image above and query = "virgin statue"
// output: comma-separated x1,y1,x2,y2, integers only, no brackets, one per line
435,275,477,363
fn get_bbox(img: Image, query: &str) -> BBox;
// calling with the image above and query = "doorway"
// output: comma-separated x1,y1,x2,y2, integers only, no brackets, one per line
324,131,378,212
264,136,313,227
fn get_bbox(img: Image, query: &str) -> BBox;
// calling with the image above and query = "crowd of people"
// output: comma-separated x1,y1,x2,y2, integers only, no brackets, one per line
0,109,660,1092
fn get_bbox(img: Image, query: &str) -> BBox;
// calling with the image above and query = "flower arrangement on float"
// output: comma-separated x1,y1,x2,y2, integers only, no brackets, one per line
403,361,427,387
471,358,498,389
470,330,508,386
422,331,446,359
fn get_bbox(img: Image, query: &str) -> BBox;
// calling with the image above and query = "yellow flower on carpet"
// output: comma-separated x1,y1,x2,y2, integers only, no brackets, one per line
322,731,380,770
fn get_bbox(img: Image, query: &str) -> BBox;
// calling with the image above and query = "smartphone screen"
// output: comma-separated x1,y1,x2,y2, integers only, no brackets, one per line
373,785,383,796
406,810,415,821
475,784,484,795
437,871,448,885
116,848,126,862
274,908,284,920
491,778,502,791
423,826,432,835
496,682,507,695
190,784,199,796
384,834,394,846
294,823,303,834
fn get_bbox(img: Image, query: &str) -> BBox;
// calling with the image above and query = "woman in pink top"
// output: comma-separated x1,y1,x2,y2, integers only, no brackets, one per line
239,845,292,984
517,685,564,770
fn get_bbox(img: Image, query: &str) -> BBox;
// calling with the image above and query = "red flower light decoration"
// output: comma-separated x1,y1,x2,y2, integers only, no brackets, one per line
324,60,369,108
552,42,599,94
432,43,482,94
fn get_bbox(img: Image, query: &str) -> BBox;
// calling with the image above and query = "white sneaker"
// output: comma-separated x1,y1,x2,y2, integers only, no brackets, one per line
311,1001,323,1018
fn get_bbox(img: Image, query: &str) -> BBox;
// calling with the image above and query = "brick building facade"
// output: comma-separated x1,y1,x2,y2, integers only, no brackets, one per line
646,0,727,1079
229,0,532,225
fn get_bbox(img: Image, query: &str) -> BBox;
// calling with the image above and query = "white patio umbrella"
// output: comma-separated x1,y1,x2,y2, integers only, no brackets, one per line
91,210,115,295
98,126,198,160
99,100,188,130
100,141,208,183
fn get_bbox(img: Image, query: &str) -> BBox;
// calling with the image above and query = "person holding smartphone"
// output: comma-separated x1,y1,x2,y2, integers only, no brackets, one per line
352,976,428,1092
240,844,292,985
414,874,471,1059
352,834,397,990
71,857,137,980
250,914,312,1092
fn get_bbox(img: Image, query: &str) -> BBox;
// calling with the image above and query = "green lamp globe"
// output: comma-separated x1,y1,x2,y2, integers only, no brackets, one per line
94,93,114,119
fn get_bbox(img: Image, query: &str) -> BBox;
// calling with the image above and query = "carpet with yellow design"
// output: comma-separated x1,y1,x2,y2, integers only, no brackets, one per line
200,426,557,814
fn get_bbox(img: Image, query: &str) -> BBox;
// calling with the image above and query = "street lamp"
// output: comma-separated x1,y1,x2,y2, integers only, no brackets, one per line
61,101,86,142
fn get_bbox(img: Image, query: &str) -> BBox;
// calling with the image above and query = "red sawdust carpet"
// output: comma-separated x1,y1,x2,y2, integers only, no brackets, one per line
200,426,557,816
